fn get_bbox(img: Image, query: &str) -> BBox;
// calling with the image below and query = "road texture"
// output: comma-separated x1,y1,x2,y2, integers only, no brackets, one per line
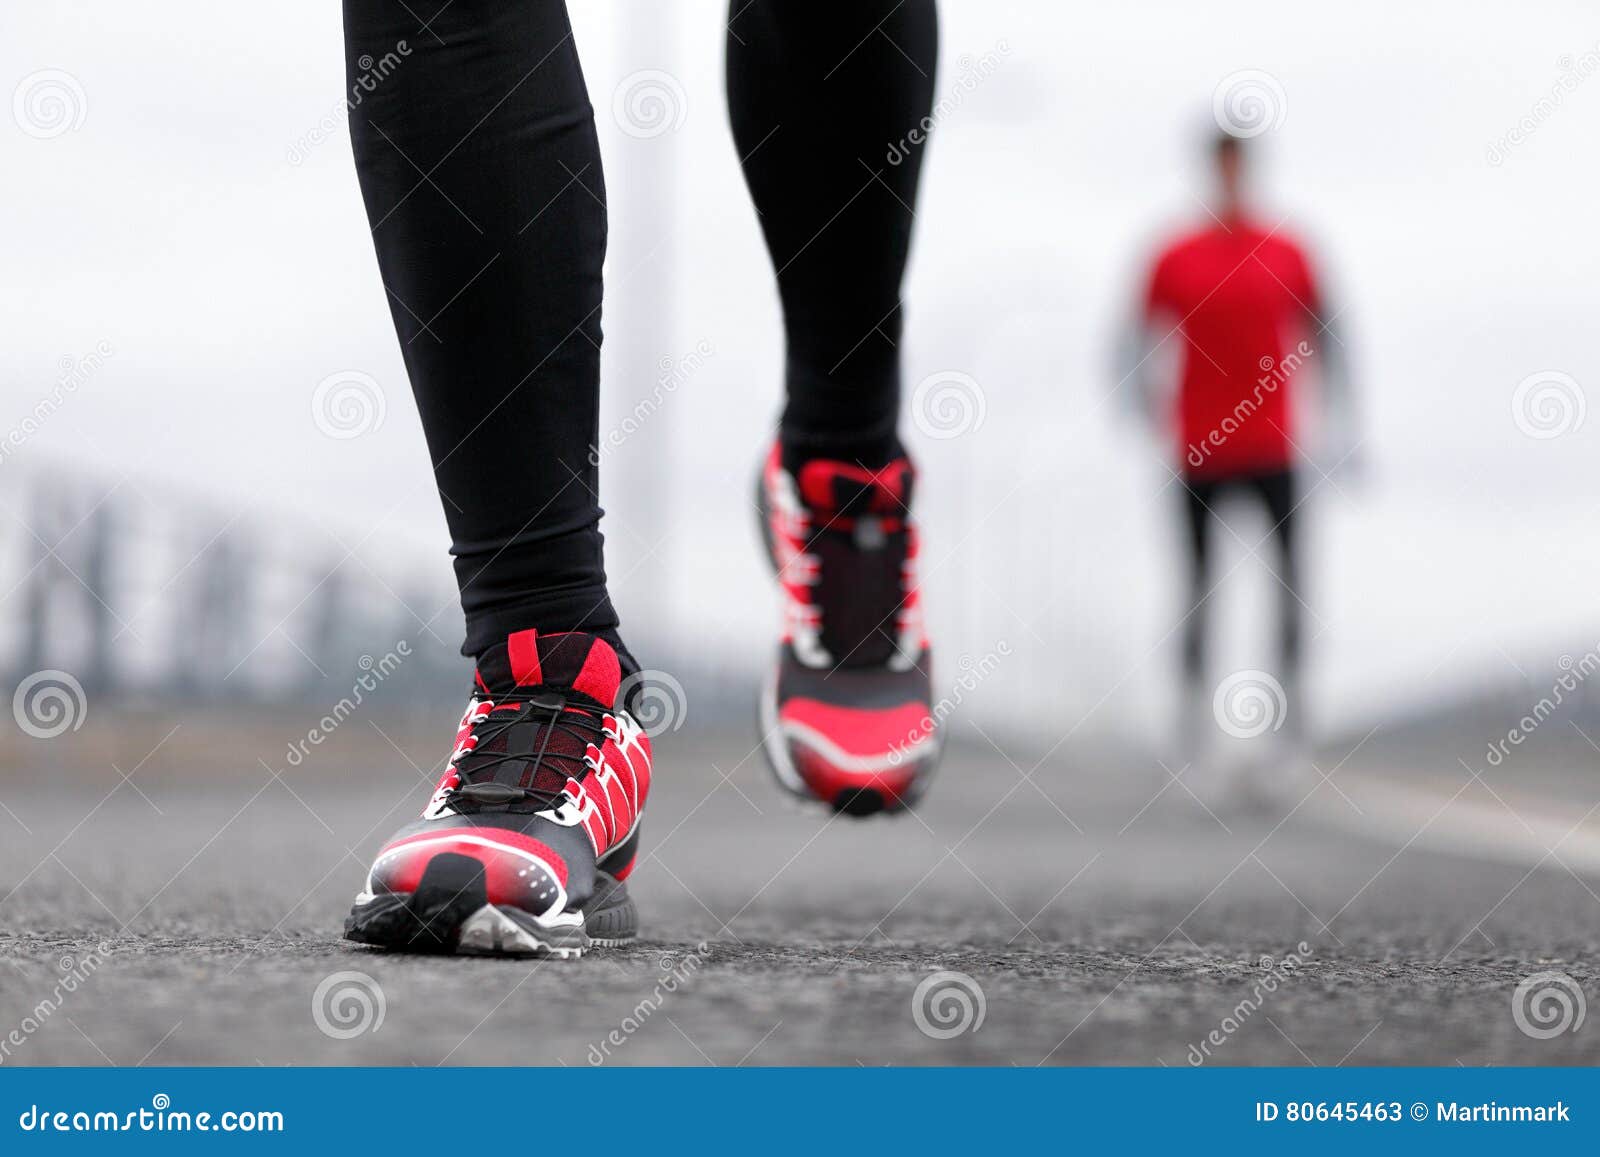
2,703,1598,1067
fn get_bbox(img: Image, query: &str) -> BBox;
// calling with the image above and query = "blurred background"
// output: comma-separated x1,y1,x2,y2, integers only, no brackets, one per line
2,0,1600,1066
5,0,1600,740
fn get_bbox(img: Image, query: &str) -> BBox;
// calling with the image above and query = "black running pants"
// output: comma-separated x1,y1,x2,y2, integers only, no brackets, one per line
1181,468,1302,684
342,0,938,657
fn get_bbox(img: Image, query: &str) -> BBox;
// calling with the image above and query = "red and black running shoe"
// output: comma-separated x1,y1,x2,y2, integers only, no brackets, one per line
757,445,939,815
345,629,651,959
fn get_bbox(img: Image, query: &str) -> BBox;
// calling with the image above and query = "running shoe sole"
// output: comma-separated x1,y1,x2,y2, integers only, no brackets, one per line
344,853,636,960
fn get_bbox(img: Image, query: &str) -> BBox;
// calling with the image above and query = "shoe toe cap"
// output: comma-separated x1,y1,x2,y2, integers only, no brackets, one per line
778,697,939,812
368,827,571,919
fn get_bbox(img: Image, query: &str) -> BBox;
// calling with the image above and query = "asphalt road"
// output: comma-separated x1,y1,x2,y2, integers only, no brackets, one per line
2,706,1598,1066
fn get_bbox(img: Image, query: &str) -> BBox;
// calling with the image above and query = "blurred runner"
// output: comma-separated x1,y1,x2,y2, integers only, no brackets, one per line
1122,129,1358,762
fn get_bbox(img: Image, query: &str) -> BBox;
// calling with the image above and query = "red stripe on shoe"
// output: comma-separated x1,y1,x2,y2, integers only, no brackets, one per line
570,636,621,706
778,698,933,760
508,629,543,687
792,745,919,808
566,776,610,853
381,827,569,886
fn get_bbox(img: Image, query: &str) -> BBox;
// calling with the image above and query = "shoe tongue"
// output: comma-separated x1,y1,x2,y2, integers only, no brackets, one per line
473,629,621,708
796,457,915,519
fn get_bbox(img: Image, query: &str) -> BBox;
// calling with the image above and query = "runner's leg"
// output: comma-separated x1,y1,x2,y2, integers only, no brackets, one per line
343,0,624,662
730,2,944,813
1181,478,1218,688
1253,468,1302,685
725,0,939,468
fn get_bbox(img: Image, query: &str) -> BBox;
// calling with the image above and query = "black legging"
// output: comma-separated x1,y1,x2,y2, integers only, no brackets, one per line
1181,468,1302,685
342,0,937,659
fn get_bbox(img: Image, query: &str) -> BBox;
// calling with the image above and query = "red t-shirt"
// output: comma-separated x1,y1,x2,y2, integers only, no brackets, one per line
1144,218,1321,478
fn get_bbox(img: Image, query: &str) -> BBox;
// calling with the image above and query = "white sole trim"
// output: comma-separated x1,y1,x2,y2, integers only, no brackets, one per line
455,904,587,960
759,668,810,798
